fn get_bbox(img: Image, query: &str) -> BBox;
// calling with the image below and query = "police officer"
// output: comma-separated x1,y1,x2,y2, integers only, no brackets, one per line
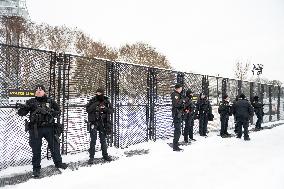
196,93,212,137
218,94,232,138
86,88,113,164
17,85,67,177
252,96,264,131
183,89,196,142
171,83,184,151
232,93,254,141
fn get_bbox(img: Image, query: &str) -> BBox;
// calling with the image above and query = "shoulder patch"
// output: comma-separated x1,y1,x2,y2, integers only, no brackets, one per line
175,96,179,99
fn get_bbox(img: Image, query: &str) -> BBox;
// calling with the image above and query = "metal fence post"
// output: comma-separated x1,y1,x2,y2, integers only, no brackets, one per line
237,80,242,96
268,85,272,122
249,82,254,124
221,78,227,99
277,86,281,121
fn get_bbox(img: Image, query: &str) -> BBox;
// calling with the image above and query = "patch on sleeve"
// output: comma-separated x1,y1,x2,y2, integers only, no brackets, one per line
175,96,179,99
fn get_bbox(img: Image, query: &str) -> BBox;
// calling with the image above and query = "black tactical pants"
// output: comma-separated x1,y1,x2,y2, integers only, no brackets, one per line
173,118,182,148
184,114,194,141
220,116,229,136
236,119,249,138
199,114,208,136
256,115,263,129
89,123,108,159
29,126,62,170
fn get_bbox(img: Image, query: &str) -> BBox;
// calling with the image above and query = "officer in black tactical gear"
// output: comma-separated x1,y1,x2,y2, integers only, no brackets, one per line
232,93,254,141
17,85,67,177
86,88,113,164
171,83,184,151
252,96,264,131
196,93,212,137
218,94,232,138
183,89,196,142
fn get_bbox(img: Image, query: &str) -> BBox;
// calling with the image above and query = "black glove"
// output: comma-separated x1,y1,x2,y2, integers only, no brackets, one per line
105,122,112,135
194,114,200,120
17,103,30,116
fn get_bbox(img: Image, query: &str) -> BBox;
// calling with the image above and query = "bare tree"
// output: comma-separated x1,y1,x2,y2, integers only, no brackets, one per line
0,16,27,45
269,80,283,86
20,22,48,49
74,30,118,60
119,42,171,69
44,25,75,52
234,61,251,81
117,42,172,99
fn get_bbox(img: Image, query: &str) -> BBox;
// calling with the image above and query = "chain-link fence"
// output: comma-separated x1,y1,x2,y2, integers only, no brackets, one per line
1,43,284,170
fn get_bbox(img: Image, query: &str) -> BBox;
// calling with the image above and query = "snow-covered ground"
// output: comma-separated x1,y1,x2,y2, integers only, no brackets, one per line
2,121,284,189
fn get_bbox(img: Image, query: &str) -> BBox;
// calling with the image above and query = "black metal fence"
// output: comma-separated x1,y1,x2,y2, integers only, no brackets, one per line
1,43,284,170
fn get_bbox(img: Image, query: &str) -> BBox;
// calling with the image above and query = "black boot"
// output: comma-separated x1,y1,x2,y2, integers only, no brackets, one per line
225,133,232,137
190,138,196,141
55,162,68,169
220,134,227,138
88,158,94,165
173,146,183,151
32,168,40,178
244,137,251,141
103,156,112,162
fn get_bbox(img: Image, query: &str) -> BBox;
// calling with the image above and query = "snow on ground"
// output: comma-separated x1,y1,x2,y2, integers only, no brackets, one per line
2,121,284,189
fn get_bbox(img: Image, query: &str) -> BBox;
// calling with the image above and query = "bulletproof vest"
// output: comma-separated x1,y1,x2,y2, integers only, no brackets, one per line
199,100,210,113
30,98,54,126
95,100,110,120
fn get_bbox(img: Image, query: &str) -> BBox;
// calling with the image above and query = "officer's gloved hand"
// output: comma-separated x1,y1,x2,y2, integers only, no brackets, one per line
89,102,99,112
194,114,200,120
101,105,109,113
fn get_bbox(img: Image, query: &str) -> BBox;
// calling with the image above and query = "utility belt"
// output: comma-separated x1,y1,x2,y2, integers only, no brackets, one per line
26,120,56,138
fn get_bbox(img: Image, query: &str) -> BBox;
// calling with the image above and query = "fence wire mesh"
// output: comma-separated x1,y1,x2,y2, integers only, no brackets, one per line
0,43,284,170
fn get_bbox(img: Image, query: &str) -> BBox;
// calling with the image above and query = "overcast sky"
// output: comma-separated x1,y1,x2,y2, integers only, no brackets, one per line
26,0,284,83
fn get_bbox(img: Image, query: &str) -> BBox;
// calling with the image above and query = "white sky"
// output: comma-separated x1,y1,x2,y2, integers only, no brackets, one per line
26,0,284,83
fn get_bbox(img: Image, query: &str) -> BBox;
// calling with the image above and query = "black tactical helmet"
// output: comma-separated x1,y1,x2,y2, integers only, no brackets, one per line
174,83,183,89
186,89,193,96
222,94,229,100
239,93,246,99
35,84,46,92
96,87,104,94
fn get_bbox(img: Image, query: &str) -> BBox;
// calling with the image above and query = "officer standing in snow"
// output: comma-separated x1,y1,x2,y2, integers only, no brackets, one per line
252,96,264,131
195,93,213,137
86,88,113,164
232,93,254,141
218,94,232,138
183,89,196,142
17,84,67,177
171,83,184,151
